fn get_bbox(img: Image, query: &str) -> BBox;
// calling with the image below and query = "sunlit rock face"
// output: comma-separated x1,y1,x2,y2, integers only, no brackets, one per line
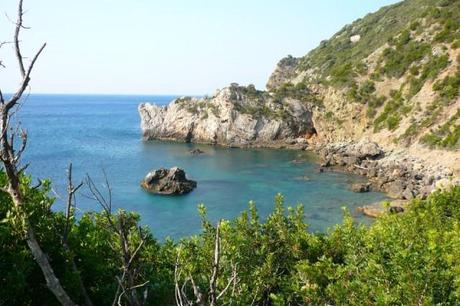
139,84,315,148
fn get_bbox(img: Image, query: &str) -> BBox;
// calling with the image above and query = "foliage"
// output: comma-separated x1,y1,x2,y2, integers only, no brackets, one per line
373,90,406,132
420,108,460,148
379,36,431,79
408,54,450,97
0,172,175,306
2,170,460,305
433,69,460,100
273,82,322,106
297,0,456,83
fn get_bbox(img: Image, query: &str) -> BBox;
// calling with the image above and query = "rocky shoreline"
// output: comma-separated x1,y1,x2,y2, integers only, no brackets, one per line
138,86,458,216
314,140,458,203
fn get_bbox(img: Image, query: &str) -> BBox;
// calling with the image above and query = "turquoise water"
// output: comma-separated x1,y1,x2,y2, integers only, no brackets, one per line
18,94,386,239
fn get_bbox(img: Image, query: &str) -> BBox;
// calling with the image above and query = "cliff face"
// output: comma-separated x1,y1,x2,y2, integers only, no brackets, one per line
139,85,315,148
139,0,459,175
266,0,460,173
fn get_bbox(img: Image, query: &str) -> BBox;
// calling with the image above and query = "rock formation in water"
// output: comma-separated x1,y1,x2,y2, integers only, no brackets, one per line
139,0,460,202
141,167,197,195
139,84,316,148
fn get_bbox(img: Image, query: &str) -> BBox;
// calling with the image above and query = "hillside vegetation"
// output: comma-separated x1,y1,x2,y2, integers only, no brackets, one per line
1,171,460,305
2,0,460,305
268,0,460,150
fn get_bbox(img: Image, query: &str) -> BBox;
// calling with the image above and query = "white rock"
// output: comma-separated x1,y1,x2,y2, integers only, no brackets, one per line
139,85,315,147
350,34,361,43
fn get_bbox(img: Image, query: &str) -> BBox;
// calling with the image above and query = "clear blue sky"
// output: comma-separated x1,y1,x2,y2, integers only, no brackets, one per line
0,0,400,95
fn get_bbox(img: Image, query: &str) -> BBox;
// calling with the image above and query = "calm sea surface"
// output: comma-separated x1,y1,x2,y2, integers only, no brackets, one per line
18,94,386,239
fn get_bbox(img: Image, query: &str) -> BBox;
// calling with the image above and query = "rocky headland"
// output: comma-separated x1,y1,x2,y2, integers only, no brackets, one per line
139,0,460,213
139,84,316,149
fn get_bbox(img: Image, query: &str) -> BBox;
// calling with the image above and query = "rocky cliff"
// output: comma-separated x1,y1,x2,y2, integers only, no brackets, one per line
139,84,316,148
265,0,460,174
139,0,460,198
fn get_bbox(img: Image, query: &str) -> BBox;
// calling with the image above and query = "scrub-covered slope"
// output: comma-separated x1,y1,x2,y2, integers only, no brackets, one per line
268,0,460,153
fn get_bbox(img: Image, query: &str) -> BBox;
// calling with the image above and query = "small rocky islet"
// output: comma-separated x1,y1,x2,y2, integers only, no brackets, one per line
141,167,197,195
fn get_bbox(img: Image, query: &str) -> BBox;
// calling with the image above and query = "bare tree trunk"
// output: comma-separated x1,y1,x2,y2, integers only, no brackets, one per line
4,179,76,306
63,164,93,306
209,221,221,306
0,1,77,305
25,222,77,306
85,174,149,306
174,220,237,306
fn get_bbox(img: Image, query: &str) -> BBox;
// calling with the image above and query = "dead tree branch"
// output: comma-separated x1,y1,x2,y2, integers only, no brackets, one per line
175,220,237,306
61,163,92,306
14,0,26,77
63,163,83,242
85,173,149,306
0,1,76,305
209,221,221,306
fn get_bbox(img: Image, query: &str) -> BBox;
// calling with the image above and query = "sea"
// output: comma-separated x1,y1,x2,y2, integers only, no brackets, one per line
17,94,387,240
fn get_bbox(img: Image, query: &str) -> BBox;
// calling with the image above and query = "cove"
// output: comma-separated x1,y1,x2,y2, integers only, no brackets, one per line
20,94,388,240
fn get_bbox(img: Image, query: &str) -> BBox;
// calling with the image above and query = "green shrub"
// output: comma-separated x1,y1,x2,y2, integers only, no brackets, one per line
330,63,356,86
2,170,460,305
380,41,431,78
386,114,401,130
433,70,460,100
420,108,460,148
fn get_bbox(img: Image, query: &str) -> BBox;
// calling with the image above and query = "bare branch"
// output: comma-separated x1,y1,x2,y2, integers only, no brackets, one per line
174,251,185,306
189,274,204,306
14,0,26,77
86,172,147,306
63,163,83,242
13,128,27,164
31,178,42,190
217,264,237,301
6,42,46,112
118,281,150,306
209,220,221,306
0,1,74,304
17,162,29,176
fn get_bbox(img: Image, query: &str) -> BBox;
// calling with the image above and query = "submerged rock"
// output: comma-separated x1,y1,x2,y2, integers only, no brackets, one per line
189,148,205,155
350,183,371,193
141,167,197,195
357,199,408,218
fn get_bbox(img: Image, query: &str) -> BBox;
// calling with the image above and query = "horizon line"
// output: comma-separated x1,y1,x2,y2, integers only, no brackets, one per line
4,92,207,97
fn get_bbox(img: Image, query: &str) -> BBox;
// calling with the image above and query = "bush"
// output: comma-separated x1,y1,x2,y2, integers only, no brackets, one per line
433,70,460,100
420,108,460,148
330,63,356,86
380,41,431,78
2,170,460,305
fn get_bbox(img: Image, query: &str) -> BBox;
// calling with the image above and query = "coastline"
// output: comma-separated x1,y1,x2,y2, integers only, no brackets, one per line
142,133,459,217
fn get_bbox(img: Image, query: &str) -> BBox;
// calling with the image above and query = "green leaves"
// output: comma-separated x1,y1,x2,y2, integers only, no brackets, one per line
1,168,460,305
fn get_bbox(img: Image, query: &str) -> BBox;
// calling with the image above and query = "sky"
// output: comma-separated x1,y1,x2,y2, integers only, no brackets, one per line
0,0,401,95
